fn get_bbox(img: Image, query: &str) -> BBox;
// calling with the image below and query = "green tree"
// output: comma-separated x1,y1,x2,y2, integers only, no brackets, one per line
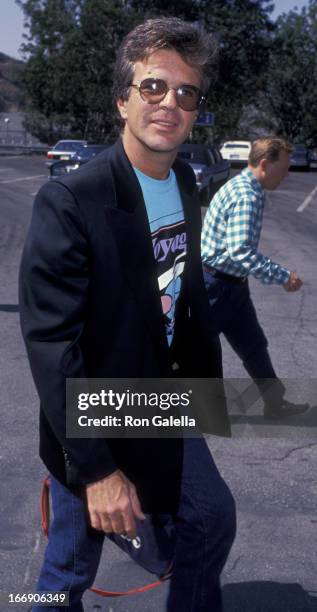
0,53,26,111
0,95,5,112
17,0,82,142
17,0,133,143
206,0,275,142
17,0,275,143
68,0,138,142
129,0,275,142
264,0,317,146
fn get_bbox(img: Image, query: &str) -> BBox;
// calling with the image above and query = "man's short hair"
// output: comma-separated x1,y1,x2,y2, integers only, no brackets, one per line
249,137,293,167
112,17,218,103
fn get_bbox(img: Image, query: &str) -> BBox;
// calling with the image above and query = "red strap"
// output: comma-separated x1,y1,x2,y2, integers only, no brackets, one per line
40,477,171,597
40,476,51,538
90,567,172,597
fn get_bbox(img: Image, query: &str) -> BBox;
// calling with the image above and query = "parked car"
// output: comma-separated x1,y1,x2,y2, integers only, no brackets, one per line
220,141,251,165
46,139,88,165
177,143,231,205
290,144,311,170
49,144,110,179
49,160,79,179
309,148,317,168
71,144,110,163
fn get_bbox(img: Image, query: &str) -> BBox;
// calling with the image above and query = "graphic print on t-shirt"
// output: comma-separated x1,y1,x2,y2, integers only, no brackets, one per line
134,167,187,345
152,217,187,342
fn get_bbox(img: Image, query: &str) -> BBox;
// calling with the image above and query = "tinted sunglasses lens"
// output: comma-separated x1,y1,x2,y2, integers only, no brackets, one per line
176,86,201,111
138,79,202,110
139,79,167,103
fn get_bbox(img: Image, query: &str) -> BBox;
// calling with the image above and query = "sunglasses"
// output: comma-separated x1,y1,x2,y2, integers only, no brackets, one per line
130,78,205,112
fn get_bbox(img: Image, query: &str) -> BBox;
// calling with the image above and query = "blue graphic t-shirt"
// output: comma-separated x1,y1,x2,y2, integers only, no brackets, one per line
134,167,187,346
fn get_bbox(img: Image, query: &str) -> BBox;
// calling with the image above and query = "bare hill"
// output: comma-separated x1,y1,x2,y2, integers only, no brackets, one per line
0,52,25,112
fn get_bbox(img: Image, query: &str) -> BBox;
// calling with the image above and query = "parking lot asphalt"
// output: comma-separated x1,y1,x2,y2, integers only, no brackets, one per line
0,156,316,611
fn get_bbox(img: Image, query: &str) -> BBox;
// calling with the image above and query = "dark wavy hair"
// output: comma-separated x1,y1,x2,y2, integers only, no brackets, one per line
112,17,218,103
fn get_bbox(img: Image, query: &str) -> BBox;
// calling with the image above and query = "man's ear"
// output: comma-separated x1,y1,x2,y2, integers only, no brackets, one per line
259,158,268,174
117,98,128,120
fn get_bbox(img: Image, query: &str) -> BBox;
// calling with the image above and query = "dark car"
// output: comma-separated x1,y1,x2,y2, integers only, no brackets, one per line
49,144,110,179
290,144,311,170
308,148,317,168
46,139,88,166
71,144,110,162
177,143,230,205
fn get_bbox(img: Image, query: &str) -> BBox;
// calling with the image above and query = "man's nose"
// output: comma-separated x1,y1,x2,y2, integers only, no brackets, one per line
160,88,178,109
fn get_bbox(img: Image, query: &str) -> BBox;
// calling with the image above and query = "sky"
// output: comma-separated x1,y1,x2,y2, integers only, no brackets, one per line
0,0,311,60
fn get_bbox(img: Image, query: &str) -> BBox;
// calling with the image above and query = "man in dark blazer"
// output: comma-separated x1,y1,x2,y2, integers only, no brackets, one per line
19,17,235,612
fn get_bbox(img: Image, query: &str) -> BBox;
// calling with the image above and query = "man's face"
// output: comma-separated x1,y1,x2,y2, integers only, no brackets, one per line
117,49,202,162
262,150,290,190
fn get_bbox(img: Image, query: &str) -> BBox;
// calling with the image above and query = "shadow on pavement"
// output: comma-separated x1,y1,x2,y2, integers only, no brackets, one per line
222,581,317,611
229,405,317,431
0,304,19,312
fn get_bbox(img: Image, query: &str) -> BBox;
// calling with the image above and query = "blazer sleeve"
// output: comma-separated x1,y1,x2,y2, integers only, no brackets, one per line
19,180,118,485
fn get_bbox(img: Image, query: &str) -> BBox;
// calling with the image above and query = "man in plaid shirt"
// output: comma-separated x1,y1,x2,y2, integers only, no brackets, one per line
201,137,308,418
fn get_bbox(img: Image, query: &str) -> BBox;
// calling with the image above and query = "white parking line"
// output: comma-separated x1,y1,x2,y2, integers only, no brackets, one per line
0,174,46,184
274,189,306,196
0,155,28,159
297,184,317,212
23,531,42,585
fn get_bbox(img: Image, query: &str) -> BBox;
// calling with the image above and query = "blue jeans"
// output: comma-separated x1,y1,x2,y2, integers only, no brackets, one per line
204,272,285,404
33,438,236,611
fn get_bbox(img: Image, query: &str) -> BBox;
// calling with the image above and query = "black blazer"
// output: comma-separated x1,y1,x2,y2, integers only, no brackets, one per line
19,138,227,512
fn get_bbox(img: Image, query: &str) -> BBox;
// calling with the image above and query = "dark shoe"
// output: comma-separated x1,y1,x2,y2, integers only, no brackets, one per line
264,399,309,419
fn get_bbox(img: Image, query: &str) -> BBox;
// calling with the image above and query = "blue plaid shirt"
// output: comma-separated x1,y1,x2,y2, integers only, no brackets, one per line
201,167,290,284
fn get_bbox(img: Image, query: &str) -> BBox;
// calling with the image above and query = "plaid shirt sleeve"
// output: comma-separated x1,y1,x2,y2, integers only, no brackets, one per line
227,197,290,284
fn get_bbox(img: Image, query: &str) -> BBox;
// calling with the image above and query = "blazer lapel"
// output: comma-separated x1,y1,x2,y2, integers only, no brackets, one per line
172,158,198,255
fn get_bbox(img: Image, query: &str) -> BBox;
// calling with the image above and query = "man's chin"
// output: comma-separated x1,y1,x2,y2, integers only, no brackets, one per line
143,139,183,155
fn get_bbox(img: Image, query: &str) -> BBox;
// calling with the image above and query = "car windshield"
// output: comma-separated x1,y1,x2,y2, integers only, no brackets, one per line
224,143,250,149
54,141,85,151
77,148,93,158
177,149,209,165
80,146,104,156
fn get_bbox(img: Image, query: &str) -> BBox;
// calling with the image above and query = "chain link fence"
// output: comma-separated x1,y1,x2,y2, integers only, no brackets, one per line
0,113,47,154
0,128,42,146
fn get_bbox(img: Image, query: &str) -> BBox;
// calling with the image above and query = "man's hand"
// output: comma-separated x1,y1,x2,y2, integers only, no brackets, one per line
283,271,303,292
85,470,146,538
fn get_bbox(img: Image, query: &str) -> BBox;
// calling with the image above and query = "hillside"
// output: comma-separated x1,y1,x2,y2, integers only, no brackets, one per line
0,52,25,112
